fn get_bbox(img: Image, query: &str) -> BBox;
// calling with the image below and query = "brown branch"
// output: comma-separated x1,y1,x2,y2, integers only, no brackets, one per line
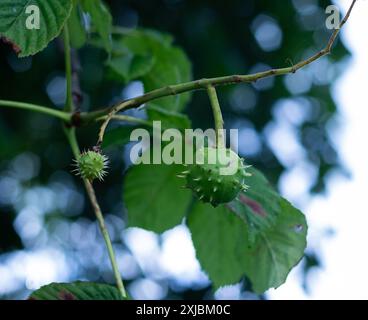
92,0,357,145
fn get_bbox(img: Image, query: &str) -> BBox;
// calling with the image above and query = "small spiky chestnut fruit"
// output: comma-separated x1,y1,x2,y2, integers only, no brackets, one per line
179,147,250,207
74,150,109,181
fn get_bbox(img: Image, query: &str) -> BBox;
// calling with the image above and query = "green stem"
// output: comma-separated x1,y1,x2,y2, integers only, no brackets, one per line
63,25,74,112
96,114,152,127
0,100,71,121
206,85,225,148
64,127,127,299
83,179,127,299
64,127,81,158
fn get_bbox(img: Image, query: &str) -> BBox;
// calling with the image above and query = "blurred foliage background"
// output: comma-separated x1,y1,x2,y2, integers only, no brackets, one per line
0,0,350,299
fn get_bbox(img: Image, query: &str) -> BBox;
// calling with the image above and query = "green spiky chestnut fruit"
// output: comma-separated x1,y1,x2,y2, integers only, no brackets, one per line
179,147,250,207
74,150,109,181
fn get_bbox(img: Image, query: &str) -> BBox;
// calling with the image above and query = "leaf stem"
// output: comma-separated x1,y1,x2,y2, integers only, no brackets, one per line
63,25,74,112
64,127,127,299
206,85,225,148
0,100,71,121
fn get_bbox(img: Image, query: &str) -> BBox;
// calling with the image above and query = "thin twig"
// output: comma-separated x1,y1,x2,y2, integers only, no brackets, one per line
70,49,83,112
95,0,357,145
64,127,127,299
62,32,127,298
83,179,127,299
96,114,152,127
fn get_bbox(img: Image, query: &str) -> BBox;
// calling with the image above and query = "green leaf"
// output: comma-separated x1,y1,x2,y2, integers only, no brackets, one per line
112,29,192,112
102,125,148,149
147,104,191,130
243,198,307,293
80,0,112,53
124,162,192,233
107,53,155,84
187,173,307,293
227,167,280,243
130,55,156,81
143,44,192,112
29,281,125,300
67,1,86,49
188,203,249,288
0,0,73,57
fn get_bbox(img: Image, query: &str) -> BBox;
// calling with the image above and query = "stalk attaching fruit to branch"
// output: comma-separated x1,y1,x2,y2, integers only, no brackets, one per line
207,85,225,148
